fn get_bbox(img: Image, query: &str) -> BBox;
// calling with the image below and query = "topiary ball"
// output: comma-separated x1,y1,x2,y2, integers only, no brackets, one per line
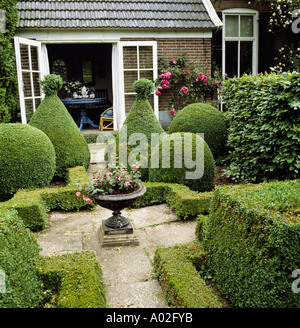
168,103,227,160
149,132,215,192
29,94,91,179
0,123,56,201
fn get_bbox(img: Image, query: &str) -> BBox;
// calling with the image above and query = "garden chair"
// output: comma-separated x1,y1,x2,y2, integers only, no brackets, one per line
99,107,113,131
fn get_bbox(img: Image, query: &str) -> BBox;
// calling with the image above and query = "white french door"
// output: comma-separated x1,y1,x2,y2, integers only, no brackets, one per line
14,37,45,124
117,41,158,128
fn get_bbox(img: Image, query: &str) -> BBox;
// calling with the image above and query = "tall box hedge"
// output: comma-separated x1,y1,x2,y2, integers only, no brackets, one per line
202,180,300,308
223,72,300,182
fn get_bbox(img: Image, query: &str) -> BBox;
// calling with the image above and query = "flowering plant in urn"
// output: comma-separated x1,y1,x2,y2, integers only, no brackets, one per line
76,162,142,203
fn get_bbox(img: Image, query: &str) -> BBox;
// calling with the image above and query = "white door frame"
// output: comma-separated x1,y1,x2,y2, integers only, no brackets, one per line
118,41,158,129
14,36,45,124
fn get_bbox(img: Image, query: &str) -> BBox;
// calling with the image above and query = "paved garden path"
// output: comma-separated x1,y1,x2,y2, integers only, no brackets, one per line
36,143,197,308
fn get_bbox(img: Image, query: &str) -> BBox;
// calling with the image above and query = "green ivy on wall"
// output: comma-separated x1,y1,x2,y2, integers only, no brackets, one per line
0,0,19,123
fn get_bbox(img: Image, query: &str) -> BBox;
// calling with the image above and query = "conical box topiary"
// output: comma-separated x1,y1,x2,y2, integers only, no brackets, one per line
109,79,165,180
29,74,90,179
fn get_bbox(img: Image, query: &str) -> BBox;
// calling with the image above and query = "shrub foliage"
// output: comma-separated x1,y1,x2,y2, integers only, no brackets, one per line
149,132,215,192
0,209,44,308
0,0,19,122
0,123,56,201
29,82,90,179
169,103,228,160
202,180,300,308
223,72,300,182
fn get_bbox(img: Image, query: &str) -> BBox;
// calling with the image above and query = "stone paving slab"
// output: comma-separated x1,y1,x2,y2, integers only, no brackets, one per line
34,143,198,308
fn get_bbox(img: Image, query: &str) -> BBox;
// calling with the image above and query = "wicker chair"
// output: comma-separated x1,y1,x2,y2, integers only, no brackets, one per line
99,107,113,131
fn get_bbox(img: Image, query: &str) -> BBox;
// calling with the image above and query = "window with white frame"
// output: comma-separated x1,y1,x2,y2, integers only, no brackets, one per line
222,9,259,78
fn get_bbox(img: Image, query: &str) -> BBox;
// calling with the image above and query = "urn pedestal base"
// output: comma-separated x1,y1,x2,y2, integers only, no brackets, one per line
98,220,139,248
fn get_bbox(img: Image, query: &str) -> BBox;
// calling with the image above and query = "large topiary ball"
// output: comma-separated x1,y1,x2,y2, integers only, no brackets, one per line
0,123,56,201
29,75,90,179
168,103,227,161
149,132,215,192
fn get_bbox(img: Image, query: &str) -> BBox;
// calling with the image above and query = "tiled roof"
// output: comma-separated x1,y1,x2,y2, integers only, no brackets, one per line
17,0,217,30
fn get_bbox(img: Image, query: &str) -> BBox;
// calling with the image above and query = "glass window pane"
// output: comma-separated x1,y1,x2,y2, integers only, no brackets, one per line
82,60,93,85
20,44,30,70
225,15,239,37
240,16,253,37
22,72,32,97
30,46,39,71
140,70,154,81
125,94,136,113
25,99,34,120
225,41,238,77
240,41,253,75
139,46,153,69
123,46,138,69
124,71,138,93
33,72,41,97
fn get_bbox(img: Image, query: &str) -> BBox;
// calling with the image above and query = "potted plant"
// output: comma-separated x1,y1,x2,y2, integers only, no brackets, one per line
76,162,146,229
63,81,83,98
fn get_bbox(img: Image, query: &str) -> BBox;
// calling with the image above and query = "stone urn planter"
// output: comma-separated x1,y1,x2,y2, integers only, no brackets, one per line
92,183,146,229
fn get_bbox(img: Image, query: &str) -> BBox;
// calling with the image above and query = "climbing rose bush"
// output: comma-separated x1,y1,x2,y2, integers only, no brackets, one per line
155,55,223,112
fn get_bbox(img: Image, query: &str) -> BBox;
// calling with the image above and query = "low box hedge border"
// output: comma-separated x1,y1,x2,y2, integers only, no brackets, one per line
133,182,212,219
153,243,224,308
0,166,94,231
38,250,107,308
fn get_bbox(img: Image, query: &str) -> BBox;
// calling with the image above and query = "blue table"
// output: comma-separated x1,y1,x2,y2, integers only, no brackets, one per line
62,97,105,131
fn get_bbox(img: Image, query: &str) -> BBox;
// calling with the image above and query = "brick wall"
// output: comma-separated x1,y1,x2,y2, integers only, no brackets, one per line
121,37,212,111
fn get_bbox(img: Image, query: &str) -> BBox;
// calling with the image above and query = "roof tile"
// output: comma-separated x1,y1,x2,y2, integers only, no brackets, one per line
17,0,216,30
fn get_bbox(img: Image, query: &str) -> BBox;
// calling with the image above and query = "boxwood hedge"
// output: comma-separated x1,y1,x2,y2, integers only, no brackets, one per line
0,209,44,308
0,123,56,201
202,179,300,308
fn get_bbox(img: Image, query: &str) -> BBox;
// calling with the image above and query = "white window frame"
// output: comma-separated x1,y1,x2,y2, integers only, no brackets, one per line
222,8,259,78
14,37,45,124
118,41,158,128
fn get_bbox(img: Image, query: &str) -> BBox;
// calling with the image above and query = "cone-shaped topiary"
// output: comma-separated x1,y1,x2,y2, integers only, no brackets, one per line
120,79,164,140
29,74,90,179
0,123,56,201
149,132,215,192
168,103,227,161
107,79,165,180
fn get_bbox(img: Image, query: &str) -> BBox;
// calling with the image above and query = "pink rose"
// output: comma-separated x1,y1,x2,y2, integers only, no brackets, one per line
125,181,130,186
161,79,169,85
155,91,162,96
180,86,188,94
171,59,177,64
213,81,217,86
160,73,166,79
76,191,81,197
170,109,175,115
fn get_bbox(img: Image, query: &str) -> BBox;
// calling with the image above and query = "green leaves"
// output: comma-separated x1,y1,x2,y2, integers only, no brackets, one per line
223,72,300,182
